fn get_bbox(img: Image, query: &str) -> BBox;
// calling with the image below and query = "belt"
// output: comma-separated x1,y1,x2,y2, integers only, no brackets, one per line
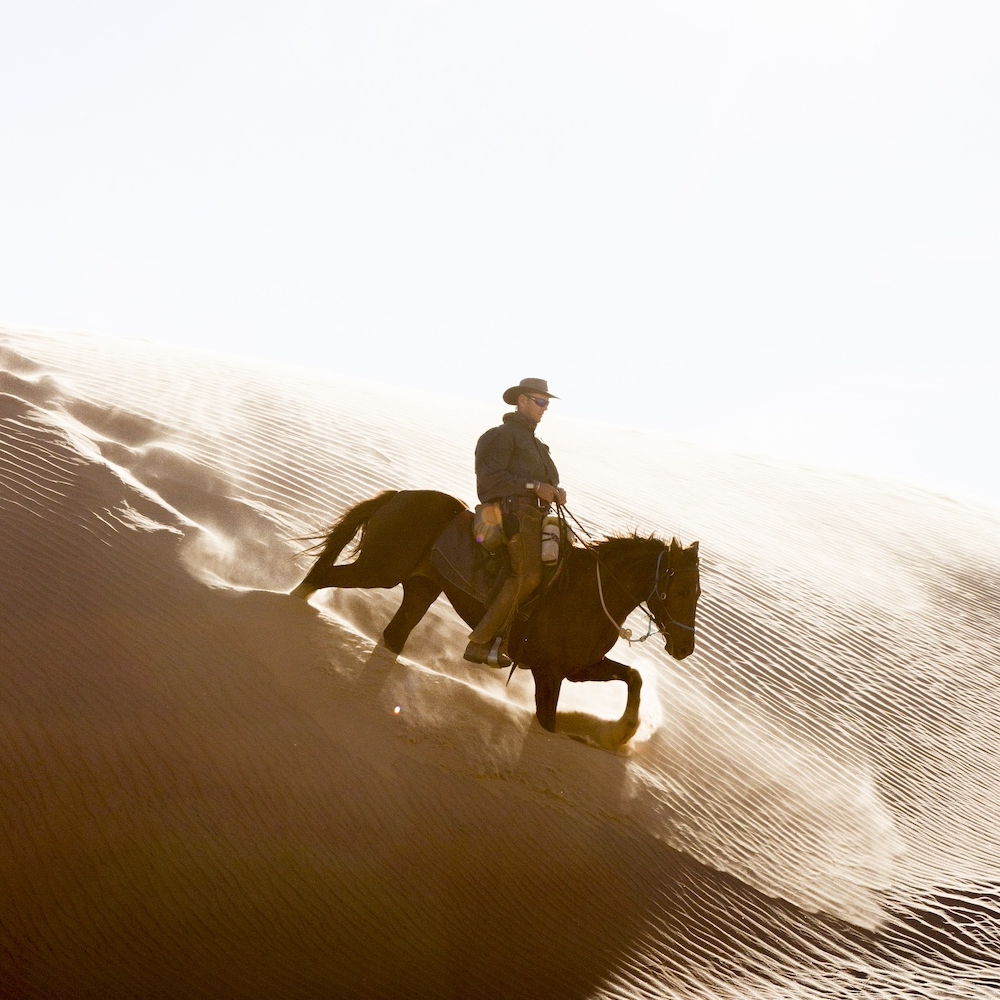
498,495,549,513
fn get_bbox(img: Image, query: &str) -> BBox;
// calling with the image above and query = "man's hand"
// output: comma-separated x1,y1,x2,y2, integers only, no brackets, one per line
536,483,567,506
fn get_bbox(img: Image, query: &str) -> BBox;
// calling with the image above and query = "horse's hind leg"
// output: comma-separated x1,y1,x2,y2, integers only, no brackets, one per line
294,559,400,598
383,575,441,655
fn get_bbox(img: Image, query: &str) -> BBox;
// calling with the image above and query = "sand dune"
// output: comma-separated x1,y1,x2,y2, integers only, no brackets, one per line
1,328,998,999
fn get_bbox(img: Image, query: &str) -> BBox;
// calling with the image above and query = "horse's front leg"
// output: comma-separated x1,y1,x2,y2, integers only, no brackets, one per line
568,657,643,748
532,669,564,733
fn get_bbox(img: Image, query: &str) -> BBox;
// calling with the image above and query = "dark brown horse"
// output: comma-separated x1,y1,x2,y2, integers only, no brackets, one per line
291,490,701,747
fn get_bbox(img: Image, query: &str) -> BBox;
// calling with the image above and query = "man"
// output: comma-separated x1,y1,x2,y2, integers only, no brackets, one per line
464,377,567,667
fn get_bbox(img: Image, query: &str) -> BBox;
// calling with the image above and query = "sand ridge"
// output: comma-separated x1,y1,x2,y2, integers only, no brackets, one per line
1,328,998,998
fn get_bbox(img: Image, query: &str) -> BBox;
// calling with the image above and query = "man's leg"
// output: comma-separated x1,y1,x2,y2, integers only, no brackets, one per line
465,538,522,662
465,508,543,665
513,507,543,602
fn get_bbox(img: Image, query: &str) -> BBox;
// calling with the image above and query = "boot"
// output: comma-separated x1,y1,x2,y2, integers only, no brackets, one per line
463,636,512,668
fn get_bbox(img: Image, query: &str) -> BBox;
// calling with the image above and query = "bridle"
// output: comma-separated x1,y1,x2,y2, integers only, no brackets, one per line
595,543,699,646
644,546,698,631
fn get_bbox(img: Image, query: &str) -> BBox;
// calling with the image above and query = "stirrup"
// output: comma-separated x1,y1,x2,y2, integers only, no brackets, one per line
487,637,512,668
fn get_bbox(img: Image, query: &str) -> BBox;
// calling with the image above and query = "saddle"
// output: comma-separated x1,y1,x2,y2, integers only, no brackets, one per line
430,509,569,608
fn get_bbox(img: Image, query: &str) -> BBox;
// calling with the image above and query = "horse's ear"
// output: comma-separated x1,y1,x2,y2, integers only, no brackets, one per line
670,536,680,551
690,540,699,555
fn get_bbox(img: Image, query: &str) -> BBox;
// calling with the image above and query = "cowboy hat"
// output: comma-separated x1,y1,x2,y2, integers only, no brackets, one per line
502,377,559,405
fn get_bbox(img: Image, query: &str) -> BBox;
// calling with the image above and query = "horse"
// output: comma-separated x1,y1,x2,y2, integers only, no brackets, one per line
291,490,701,747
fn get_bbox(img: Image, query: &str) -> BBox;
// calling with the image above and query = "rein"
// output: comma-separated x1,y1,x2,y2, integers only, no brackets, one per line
565,503,696,647
595,560,634,642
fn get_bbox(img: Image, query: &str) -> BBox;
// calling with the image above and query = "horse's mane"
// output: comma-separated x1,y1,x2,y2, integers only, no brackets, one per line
590,532,669,555
557,533,662,577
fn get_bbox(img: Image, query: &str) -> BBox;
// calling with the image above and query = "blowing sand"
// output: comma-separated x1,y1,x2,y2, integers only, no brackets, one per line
2,328,998,999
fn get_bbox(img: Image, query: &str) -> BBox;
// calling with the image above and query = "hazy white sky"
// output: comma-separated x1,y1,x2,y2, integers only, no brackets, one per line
2,1,998,506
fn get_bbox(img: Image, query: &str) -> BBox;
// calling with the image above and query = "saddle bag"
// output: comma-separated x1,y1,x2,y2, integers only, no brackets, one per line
541,514,566,564
473,502,505,552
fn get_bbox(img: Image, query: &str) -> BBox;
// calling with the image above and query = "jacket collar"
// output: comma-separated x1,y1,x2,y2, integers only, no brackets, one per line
502,411,537,434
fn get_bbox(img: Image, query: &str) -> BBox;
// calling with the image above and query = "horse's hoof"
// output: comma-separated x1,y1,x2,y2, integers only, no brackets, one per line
381,635,404,656
612,712,641,749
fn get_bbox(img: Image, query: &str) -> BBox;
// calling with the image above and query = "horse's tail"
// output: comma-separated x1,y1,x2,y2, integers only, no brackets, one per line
300,490,400,566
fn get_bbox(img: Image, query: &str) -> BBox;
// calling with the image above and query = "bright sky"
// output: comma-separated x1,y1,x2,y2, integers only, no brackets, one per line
3,1,998,507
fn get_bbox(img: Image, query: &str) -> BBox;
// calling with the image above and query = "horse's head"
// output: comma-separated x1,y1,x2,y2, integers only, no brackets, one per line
647,538,701,660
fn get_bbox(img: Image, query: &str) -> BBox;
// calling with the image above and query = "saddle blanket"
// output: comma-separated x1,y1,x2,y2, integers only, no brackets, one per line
430,509,508,606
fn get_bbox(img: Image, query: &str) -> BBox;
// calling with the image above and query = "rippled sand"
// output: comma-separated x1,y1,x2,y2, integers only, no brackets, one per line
2,328,998,999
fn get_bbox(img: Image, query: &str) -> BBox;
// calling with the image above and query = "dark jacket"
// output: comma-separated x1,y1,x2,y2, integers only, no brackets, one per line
475,412,560,503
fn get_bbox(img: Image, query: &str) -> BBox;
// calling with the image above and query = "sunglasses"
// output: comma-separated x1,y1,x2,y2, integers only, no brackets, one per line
527,396,550,408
